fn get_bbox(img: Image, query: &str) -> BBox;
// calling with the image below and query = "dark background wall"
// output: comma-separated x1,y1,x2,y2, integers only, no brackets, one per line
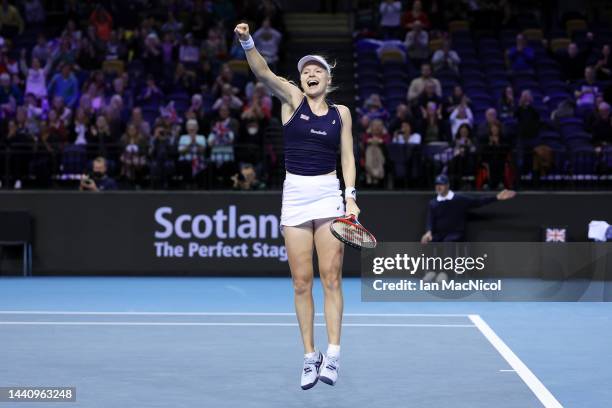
0,191,610,276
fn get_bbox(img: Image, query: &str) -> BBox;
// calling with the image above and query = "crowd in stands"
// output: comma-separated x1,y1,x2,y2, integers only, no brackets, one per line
0,0,283,190
355,0,612,189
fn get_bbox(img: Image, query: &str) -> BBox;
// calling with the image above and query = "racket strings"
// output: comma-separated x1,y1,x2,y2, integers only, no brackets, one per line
334,222,375,248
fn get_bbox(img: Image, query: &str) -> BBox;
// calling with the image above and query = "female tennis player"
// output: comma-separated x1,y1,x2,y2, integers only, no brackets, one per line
235,23,359,390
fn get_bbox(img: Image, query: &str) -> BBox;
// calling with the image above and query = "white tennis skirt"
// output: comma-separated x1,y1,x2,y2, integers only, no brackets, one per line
281,172,345,227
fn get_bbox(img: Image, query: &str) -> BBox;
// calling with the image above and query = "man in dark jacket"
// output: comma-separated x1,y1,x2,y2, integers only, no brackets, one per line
421,174,516,243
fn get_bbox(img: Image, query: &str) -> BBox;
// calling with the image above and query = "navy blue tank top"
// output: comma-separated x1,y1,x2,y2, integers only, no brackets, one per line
283,97,342,176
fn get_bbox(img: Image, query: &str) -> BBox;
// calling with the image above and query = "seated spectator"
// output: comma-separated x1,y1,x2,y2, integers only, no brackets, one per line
392,120,421,144
404,21,429,67
20,51,49,100
387,103,414,134
445,85,468,115
232,163,266,190
128,107,151,140
595,44,611,81
477,122,510,189
89,114,117,160
252,18,282,69
590,101,612,150
401,0,430,30
47,63,79,108
139,75,164,107
178,119,207,187
208,108,236,166
32,34,50,64
0,71,20,117
554,39,593,82
179,33,200,66
119,123,147,185
0,0,24,38
498,86,515,120
81,82,107,114
79,157,118,191
416,81,443,118
105,30,126,61
477,108,499,142
149,125,176,189
6,117,34,189
420,101,447,144
407,63,441,104
449,103,474,140
70,107,90,146
361,118,390,186
212,63,236,97
212,83,243,113
241,82,272,122
172,63,198,94
358,93,390,129
507,34,534,72
142,32,163,79
51,95,72,127
448,123,476,189
379,0,402,39
23,93,43,135
431,39,461,74
574,66,601,112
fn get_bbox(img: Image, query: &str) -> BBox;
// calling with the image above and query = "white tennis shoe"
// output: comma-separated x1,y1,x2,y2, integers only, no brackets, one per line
319,354,339,386
301,351,323,390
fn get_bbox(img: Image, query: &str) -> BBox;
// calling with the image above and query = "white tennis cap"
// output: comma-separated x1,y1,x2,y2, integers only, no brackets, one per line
297,55,331,74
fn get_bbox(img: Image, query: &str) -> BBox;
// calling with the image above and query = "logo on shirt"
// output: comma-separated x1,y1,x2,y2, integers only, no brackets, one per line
310,129,327,136
300,114,310,121
332,120,336,124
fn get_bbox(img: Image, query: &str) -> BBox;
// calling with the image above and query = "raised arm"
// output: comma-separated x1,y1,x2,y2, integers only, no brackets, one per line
234,23,302,107
338,105,360,218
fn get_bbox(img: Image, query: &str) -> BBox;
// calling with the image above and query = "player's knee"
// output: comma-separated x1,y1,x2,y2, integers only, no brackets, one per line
321,273,341,292
292,276,313,295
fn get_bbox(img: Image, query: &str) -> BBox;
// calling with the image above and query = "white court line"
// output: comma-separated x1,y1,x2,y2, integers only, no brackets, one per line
0,322,475,328
469,315,563,408
0,311,470,317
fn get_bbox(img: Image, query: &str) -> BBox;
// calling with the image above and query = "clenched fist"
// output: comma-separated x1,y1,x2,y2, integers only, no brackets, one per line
234,23,250,40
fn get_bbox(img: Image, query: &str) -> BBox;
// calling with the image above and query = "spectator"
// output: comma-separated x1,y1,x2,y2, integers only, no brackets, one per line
172,63,197,94
212,63,236,97
555,40,593,82
252,18,282,69
387,103,414,134
128,107,151,140
407,63,441,104
79,157,118,191
379,0,402,39
32,34,50,64
70,107,90,145
179,33,200,66
574,66,601,111
477,121,510,189
477,108,499,142
590,101,612,149
89,4,113,42
47,63,79,108
431,39,461,74
595,44,611,81
6,116,34,189
209,106,236,166
445,85,468,115
358,93,390,129
212,83,243,112
20,50,49,100
416,81,443,112
449,103,473,139
404,20,429,67
119,123,147,185
515,90,540,168
232,163,266,190
89,114,116,161
392,120,421,144
421,174,516,244
507,34,534,72
0,0,24,38
401,0,430,30
149,125,176,189
0,71,20,116
105,30,126,61
420,101,446,144
142,32,162,79
361,118,390,186
139,75,164,107
178,118,207,187
161,12,183,35
498,85,515,120
23,0,45,24
448,123,476,188
241,82,272,122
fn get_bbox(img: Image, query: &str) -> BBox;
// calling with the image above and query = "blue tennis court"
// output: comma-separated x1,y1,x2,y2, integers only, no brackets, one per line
1,277,611,408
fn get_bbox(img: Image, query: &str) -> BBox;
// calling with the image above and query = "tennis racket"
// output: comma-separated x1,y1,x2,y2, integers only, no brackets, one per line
330,215,377,250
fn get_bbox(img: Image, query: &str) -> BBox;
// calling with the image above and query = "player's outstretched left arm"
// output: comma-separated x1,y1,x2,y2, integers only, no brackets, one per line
338,105,360,218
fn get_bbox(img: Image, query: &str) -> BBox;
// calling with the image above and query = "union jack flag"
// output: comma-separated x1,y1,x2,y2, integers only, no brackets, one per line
545,228,566,242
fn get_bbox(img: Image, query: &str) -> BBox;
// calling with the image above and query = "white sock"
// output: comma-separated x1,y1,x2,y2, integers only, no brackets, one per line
327,344,340,358
304,351,317,359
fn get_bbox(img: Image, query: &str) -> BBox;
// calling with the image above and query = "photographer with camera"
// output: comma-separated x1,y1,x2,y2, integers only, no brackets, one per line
79,157,118,192
231,163,265,191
